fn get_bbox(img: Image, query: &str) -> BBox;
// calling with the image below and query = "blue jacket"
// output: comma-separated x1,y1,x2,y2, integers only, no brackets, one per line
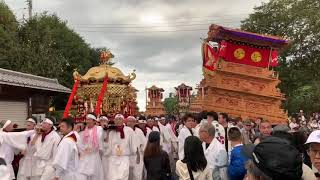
227,145,248,180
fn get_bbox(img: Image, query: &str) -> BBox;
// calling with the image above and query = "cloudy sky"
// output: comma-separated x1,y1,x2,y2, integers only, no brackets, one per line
5,0,267,111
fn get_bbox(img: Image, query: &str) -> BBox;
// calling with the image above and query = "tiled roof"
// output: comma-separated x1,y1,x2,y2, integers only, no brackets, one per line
0,68,71,93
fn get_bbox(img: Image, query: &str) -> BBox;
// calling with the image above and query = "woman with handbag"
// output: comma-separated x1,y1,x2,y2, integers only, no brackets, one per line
176,136,213,180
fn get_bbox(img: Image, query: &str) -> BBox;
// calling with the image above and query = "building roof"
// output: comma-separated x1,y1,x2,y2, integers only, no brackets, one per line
175,83,193,90
207,24,289,49
0,68,71,93
147,85,164,91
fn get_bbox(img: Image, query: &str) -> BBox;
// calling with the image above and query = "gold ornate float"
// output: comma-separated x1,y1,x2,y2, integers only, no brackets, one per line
70,50,138,119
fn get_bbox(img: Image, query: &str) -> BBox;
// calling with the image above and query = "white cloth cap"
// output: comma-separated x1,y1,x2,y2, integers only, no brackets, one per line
99,116,108,121
0,120,12,131
115,114,125,120
154,117,160,121
127,116,136,121
86,114,97,121
306,130,320,144
160,117,166,121
27,118,36,124
43,118,53,125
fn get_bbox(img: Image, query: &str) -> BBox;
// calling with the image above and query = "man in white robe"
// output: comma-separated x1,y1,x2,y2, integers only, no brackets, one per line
178,114,196,160
158,117,174,154
145,118,154,138
104,114,136,180
52,118,79,180
17,117,37,180
99,115,110,178
77,114,104,180
31,117,61,180
126,116,146,180
199,123,228,180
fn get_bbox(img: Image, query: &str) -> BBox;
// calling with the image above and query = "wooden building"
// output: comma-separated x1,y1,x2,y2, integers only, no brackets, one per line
0,68,70,126
145,85,165,117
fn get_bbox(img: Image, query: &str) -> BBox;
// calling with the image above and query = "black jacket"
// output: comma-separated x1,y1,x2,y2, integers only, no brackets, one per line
144,150,171,180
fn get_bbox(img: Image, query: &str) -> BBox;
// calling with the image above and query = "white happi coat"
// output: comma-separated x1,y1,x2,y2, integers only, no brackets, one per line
105,126,136,180
178,126,194,160
52,132,79,180
78,126,104,180
0,130,34,180
17,131,38,180
165,123,178,153
33,130,61,180
158,122,173,154
129,127,146,180
202,138,228,180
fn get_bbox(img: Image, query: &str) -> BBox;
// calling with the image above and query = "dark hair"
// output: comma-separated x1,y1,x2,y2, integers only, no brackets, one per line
207,111,218,121
193,113,202,124
272,131,294,147
260,119,270,124
219,113,229,122
228,127,242,141
200,111,208,119
60,118,74,130
183,113,195,123
144,131,161,158
183,136,207,172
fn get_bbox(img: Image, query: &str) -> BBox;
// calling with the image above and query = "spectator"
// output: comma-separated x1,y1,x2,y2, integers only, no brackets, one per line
305,130,320,178
199,123,228,180
178,113,196,160
207,112,225,146
290,117,300,132
244,137,303,180
254,119,272,144
176,136,213,180
241,119,255,144
144,131,171,180
227,127,248,180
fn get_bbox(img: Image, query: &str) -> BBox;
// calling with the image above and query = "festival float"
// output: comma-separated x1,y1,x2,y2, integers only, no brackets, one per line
145,85,166,117
63,50,138,121
175,83,193,114
190,24,289,124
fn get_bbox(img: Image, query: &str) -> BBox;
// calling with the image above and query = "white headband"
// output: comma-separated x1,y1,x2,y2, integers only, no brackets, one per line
127,116,136,121
27,118,36,124
43,118,53,125
86,114,97,121
2,120,12,130
99,116,108,121
138,120,147,124
115,114,124,120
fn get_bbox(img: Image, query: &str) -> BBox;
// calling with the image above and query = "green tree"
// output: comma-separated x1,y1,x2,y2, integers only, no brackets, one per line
0,2,20,69
164,96,179,115
241,0,320,114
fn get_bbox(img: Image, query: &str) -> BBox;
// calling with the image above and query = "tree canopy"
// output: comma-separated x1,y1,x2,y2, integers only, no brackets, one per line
0,2,103,110
241,0,320,114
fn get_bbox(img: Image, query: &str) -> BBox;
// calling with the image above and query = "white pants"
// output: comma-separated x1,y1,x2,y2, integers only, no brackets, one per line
129,155,143,180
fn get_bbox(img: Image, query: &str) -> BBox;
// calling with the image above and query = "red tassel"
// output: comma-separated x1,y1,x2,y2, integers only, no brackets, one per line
63,80,80,118
95,75,109,116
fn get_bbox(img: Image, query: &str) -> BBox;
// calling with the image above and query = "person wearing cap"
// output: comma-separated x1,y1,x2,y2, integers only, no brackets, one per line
153,117,160,132
30,117,61,180
241,119,255,145
244,136,303,180
199,123,228,180
126,116,146,180
144,131,171,180
305,130,320,179
178,113,196,160
146,118,154,138
77,113,104,180
17,117,38,180
103,114,136,180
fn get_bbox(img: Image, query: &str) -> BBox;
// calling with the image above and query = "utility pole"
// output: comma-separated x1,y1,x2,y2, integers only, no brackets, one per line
26,0,32,20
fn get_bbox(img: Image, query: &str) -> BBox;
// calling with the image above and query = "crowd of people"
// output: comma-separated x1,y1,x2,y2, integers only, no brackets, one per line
0,110,320,180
